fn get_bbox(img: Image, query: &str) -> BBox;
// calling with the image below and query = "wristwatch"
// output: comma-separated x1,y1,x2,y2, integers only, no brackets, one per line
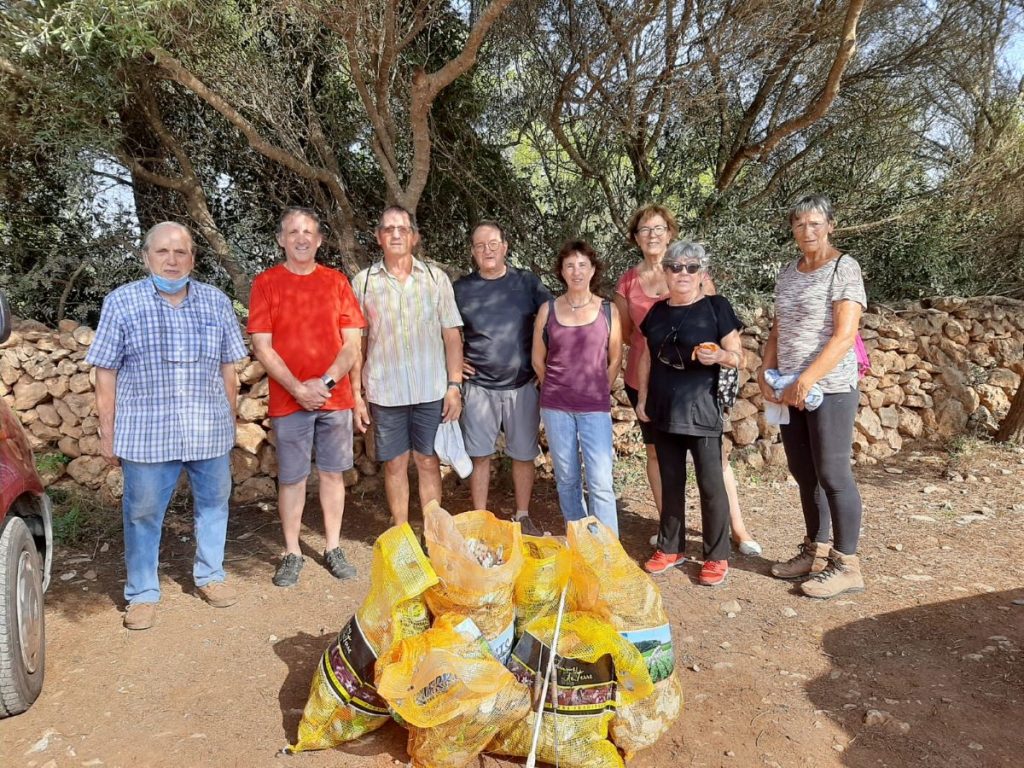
321,374,337,391
447,380,463,394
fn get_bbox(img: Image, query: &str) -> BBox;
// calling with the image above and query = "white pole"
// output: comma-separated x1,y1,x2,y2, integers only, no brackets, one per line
525,583,569,768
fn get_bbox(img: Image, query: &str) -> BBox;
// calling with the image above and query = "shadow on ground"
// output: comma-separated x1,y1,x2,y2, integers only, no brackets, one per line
806,588,1024,767
271,631,411,763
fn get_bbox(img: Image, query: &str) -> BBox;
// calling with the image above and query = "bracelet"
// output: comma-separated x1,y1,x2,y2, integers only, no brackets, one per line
447,380,463,394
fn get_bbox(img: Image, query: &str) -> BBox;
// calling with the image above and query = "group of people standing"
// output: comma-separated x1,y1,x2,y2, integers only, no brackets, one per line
89,194,867,631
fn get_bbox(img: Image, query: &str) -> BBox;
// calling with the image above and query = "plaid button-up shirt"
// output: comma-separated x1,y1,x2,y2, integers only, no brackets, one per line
86,279,248,463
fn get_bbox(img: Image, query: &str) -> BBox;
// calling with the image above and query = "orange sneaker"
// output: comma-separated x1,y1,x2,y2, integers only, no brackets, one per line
699,559,729,586
644,550,687,574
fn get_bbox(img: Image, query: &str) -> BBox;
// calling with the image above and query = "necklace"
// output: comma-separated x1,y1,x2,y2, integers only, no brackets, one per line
567,293,593,311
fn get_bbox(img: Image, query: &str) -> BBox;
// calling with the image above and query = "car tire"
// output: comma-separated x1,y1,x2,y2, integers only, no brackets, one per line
0,516,45,717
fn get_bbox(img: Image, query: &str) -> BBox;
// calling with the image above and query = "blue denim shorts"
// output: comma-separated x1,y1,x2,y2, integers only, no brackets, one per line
370,400,443,462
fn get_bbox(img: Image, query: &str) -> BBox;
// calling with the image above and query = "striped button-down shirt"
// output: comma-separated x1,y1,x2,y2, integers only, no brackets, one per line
353,258,463,407
86,279,248,463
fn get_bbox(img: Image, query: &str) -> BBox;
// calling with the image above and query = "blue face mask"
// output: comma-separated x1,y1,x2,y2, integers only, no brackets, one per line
151,274,190,294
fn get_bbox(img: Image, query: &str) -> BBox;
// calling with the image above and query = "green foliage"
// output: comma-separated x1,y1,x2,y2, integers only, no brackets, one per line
35,452,70,476
48,487,120,548
2,0,1024,323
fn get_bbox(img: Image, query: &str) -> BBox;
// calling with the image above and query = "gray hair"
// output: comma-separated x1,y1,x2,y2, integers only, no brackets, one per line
142,221,194,254
664,240,709,267
277,206,322,235
376,205,418,232
788,194,835,225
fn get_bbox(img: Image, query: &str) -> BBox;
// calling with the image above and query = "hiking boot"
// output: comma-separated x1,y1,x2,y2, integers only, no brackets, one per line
273,553,305,587
124,602,157,630
324,547,356,580
516,515,542,537
699,559,729,586
770,537,831,579
644,550,687,574
197,581,238,608
801,549,865,599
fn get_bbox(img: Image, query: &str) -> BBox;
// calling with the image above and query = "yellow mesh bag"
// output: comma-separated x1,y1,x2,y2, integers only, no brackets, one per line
357,522,439,652
423,503,524,662
514,535,572,636
286,524,438,753
489,611,653,768
376,614,532,768
565,517,684,757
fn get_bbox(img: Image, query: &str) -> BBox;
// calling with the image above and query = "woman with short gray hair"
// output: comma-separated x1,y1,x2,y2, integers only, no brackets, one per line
635,240,744,586
760,194,867,599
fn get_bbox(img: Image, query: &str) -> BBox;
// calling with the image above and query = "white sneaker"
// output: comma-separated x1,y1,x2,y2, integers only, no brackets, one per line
737,539,763,556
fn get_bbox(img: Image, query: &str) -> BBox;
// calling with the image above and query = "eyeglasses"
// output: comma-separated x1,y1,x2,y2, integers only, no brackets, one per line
656,328,687,370
636,225,668,237
471,240,504,254
663,262,702,274
380,225,413,236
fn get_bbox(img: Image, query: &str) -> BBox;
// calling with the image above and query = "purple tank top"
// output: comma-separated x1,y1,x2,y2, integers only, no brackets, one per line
540,300,611,412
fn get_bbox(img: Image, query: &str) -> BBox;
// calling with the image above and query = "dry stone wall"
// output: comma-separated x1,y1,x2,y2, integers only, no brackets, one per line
2,296,1021,500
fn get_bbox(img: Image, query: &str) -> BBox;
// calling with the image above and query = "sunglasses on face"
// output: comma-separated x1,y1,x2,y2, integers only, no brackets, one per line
663,262,702,274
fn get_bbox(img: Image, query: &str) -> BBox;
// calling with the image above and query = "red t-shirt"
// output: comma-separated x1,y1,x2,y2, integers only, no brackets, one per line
247,264,366,417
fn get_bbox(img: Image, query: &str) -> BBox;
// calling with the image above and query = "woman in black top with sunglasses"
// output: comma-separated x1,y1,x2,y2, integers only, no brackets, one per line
635,240,744,586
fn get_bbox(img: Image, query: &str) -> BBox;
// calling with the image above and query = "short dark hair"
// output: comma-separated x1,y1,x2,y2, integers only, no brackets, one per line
376,205,418,231
554,239,603,289
470,220,506,243
788,194,835,225
277,206,322,235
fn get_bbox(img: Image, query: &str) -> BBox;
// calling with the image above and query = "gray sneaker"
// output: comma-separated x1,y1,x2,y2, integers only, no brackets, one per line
516,515,542,537
273,553,304,587
324,547,356,580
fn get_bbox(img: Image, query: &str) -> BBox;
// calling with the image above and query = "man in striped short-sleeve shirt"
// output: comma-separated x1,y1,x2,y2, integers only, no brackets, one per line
353,206,464,525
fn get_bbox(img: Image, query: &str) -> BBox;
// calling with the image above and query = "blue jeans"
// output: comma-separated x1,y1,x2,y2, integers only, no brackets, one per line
541,408,618,536
121,453,232,605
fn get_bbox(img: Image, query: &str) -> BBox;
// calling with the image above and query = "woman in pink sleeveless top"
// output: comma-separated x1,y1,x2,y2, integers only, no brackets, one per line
614,204,760,560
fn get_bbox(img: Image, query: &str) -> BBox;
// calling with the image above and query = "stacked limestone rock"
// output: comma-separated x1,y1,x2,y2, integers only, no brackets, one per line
0,318,371,502
2,295,1022,499
607,297,1024,467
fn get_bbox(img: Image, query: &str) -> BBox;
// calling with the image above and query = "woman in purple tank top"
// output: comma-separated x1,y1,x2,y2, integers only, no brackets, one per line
532,240,623,535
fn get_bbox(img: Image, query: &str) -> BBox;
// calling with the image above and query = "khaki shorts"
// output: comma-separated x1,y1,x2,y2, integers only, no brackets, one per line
271,409,354,485
460,380,540,461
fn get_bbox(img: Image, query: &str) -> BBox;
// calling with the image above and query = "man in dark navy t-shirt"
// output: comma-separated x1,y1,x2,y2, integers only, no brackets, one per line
454,221,552,533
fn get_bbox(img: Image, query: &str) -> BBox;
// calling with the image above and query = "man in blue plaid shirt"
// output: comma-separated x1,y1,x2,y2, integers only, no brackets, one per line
87,222,247,630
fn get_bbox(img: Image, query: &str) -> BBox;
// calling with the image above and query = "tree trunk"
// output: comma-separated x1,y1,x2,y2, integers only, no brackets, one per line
996,383,1024,443
119,101,185,233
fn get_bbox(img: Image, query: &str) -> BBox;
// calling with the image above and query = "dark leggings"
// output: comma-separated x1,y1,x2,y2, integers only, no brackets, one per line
652,430,731,561
779,390,863,554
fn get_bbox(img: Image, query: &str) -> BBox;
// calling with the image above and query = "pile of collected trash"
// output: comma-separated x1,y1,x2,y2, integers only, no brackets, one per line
284,502,683,768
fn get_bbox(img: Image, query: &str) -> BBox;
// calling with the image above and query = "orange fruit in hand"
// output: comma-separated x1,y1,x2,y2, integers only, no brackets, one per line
691,342,720,360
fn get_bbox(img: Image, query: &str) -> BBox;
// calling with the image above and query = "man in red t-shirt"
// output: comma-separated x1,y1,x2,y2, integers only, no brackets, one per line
247,207,366,587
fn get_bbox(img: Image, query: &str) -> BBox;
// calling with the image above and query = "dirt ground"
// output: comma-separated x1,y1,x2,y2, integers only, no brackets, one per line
1,440,1022,768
